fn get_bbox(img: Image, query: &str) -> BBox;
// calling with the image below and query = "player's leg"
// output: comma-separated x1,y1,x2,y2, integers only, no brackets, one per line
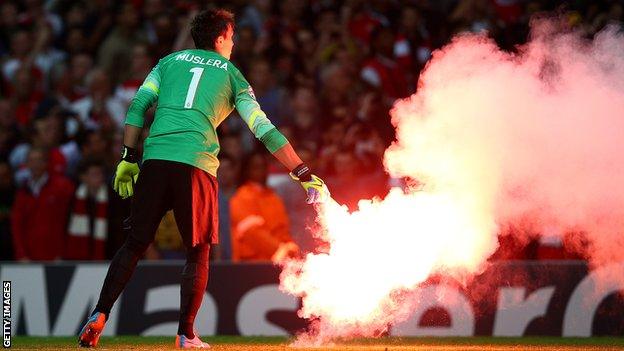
79,160,171,347
176,243,210,346
171,163,218,347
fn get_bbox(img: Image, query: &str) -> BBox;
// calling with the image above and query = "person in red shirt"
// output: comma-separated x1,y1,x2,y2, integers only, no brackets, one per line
65,159,109,260
11,147,74,261
360,26,411,104
10,115,69,182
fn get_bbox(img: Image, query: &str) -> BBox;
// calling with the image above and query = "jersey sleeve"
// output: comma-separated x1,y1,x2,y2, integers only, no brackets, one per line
231,69,288,153
125,63,162,128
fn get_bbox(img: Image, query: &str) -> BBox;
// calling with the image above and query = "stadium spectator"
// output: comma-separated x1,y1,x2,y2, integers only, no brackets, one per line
65,159,109,260
9,65,43,127
269,2,307,56
79,130,111,167
142,1,175,58
70,68,126,131
396,6,432,76
11,147,74,261
0,99,19,160
54,53,93,105
352,128,388,191
246,57,288,127
17,0,63,37
62,2,87,29
347,1,390,46
230,152,297,261
450,0,497,34
356,90,395,143
325,148,387,211
149,15,178,59
238,0,272,38
97,3,147,85
81,2,116,55
10,114,70,183
286,85,321,152
317,120,345,173
0,0,616,263
114,44,154,107
319,62,360,126
2,29,36,83
360,26,412,104
219,132,246,161
230,25,258,75
62,27,88,57
30,18,66,90
295,28,319,78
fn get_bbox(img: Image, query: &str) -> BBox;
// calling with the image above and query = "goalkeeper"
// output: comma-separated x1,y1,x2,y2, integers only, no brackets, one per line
78,9,329,349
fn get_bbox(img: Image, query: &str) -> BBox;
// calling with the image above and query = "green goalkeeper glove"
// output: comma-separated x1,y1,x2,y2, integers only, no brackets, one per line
113,145,139,199
290,164,330,204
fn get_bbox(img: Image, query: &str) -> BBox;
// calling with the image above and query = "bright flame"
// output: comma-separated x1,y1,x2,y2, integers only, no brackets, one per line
281,187,499,342
280,18,624,345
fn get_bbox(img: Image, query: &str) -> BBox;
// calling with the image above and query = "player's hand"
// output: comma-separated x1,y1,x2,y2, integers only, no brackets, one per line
113,146,140,199
113,161,139,198
290,165,330,204
300,175,330,204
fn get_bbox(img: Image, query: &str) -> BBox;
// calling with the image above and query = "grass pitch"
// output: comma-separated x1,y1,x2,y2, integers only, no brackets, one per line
9,336,624,350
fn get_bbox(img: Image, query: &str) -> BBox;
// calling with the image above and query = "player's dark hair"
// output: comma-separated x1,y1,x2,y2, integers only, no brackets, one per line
190,9,235,50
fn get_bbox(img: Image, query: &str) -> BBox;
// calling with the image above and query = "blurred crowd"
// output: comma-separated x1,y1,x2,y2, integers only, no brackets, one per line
0,0,620,262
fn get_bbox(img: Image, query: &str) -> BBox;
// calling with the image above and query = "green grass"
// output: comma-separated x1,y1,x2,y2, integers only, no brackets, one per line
8,336,624,350
11,335,286,346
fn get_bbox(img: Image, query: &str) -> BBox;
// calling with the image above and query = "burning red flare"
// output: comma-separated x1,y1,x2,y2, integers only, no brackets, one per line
280,19,624,345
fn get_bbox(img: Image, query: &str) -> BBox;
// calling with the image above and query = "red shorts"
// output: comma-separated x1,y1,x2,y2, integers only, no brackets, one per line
130,160,219,247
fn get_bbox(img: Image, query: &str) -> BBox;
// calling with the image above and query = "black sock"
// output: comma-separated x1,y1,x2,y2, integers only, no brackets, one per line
95,237,148,315
178,244,210,338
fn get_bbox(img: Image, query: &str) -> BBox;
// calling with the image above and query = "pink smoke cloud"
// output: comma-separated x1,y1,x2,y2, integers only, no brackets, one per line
387,18,624,265
280,18,624,345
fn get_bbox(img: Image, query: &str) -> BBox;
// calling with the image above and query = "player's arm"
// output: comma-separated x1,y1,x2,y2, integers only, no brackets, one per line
272,142,330,204
113,64,161,199
233,73,329,204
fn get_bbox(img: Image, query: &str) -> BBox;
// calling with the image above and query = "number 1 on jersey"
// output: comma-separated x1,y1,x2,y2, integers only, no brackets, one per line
185,67,204,109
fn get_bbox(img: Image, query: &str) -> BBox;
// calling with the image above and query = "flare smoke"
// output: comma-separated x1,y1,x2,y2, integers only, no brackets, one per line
280,19,624,345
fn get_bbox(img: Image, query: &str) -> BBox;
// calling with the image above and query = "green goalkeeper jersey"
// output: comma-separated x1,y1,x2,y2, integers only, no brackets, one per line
125,48,287,176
